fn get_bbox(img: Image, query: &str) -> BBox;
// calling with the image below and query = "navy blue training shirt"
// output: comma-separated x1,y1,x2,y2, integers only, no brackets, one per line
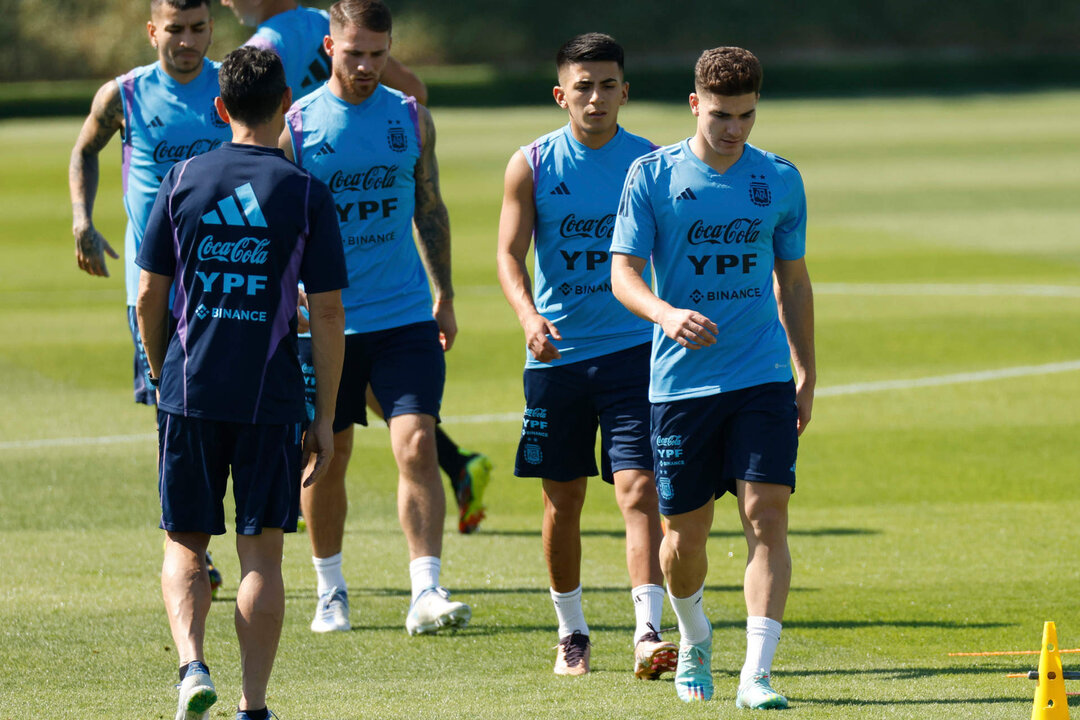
136,142,347,424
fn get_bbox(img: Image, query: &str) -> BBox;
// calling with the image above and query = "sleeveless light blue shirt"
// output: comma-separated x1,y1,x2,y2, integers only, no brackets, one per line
117,58,228,306
611,141,807,402
523,124,655,368
244,6,330,101
287,84,430,334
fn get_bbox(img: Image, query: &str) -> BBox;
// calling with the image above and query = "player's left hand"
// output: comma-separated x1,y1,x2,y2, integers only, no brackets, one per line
301,415,335,487
795,379,814,436
433,297,457,351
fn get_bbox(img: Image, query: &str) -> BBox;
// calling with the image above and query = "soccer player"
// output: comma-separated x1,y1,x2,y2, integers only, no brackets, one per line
281,0,471,636
496,33,676,678
69,0,230,595
221,0,428,104
136,46,347,720
222,0,492,535
610,47,815,709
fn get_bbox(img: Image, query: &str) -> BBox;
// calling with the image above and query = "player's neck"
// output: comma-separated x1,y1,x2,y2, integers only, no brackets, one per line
690,134,743,174
230,119,285,149
159,59,204,85
569,122,618,150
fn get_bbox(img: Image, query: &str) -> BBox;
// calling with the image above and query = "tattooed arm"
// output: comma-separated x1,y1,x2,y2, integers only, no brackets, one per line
412,104,456,350
70,80,124,277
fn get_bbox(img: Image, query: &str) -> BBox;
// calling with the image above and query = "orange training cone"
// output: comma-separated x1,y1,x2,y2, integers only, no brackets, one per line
1032,621,1070,720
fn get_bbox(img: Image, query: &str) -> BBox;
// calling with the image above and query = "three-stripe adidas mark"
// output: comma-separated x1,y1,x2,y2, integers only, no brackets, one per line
201,183,267,227
676,188,697,200
314,142,336,157
148,116,165,128
550,182,571,196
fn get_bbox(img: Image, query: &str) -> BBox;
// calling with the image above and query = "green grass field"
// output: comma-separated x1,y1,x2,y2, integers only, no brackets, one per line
1,91,1079,719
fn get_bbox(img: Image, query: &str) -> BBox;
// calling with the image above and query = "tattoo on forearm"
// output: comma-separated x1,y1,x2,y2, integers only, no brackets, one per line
413,111,453,297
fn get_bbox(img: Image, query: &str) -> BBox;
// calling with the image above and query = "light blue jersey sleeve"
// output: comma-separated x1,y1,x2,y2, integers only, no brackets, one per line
771,157,807,261
611,153,662,260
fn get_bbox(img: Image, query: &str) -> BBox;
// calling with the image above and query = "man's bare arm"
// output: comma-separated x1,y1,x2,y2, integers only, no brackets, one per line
303,289,346,486
135,269,174,378
70,80,124,277
611,253,717,349
412,104,456,349
774,257,816,435
496,151,562,362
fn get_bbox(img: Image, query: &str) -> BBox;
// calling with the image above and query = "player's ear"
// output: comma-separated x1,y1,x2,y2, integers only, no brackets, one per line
620,81,629,106
147,20,158,49
323,34,333,58
214,96,230,125
689,93,699,116
280,88,293,113
553,85,566,109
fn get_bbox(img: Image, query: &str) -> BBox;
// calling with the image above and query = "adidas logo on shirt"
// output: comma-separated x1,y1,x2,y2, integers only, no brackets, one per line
201,183,268,227
314,142,336,157
550,182,571,196
676,188,697,200
148,115,165,128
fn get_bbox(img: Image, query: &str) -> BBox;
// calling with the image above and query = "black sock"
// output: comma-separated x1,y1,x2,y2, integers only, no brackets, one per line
239,708,269,720
178,661,207,682
435,426,468,490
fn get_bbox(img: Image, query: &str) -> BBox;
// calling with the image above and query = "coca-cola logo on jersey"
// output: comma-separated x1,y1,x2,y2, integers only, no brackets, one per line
327,165,398,193
559,213,615,240
197,235,270,265
152,139,223,164
687,217,762,245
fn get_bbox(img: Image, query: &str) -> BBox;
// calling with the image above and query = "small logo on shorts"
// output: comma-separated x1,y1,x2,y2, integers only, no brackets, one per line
524,444,542,464
657,476,674,501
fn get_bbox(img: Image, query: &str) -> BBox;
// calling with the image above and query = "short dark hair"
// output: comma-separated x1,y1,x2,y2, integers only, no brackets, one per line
150,0,210,12
556,33,624,72
219,47,288,126
329,0,392,35
694,47,762,96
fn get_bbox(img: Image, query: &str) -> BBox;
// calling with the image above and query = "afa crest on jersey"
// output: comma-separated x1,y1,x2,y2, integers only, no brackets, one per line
749,175,771,207
387,124,407,152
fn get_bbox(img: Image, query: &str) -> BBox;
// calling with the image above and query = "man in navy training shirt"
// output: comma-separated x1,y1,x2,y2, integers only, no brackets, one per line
136,46,347,720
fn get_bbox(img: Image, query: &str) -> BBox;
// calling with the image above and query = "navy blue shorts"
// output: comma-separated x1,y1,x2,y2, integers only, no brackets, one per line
514,343,651,484
128,305,155,406
299,320,445,433
651,380,798,516
157,411,303,535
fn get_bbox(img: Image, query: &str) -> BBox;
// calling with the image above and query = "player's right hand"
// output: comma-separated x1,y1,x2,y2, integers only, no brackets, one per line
659,308,718,349
74,225,118,277
523,313,562,363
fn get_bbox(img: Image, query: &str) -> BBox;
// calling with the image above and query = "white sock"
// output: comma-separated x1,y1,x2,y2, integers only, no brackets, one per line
312,553,346,598
631,583,666,644
741,616,782,686
409,556,441,602
551,585,588,640
668,584,711,646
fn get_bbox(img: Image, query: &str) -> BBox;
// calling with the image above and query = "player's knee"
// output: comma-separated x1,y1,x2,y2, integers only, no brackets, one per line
615,471,658,515
543,478,587,515
742,504,788,544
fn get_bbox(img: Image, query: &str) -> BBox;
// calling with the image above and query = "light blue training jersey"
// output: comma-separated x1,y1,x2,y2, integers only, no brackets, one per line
287,84,430,334
523,124,655,368
610,141,807,402
116,58,229,306
244,6,330,101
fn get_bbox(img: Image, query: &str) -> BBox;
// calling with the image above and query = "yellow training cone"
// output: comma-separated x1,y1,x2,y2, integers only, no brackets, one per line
1032,621,1070,720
